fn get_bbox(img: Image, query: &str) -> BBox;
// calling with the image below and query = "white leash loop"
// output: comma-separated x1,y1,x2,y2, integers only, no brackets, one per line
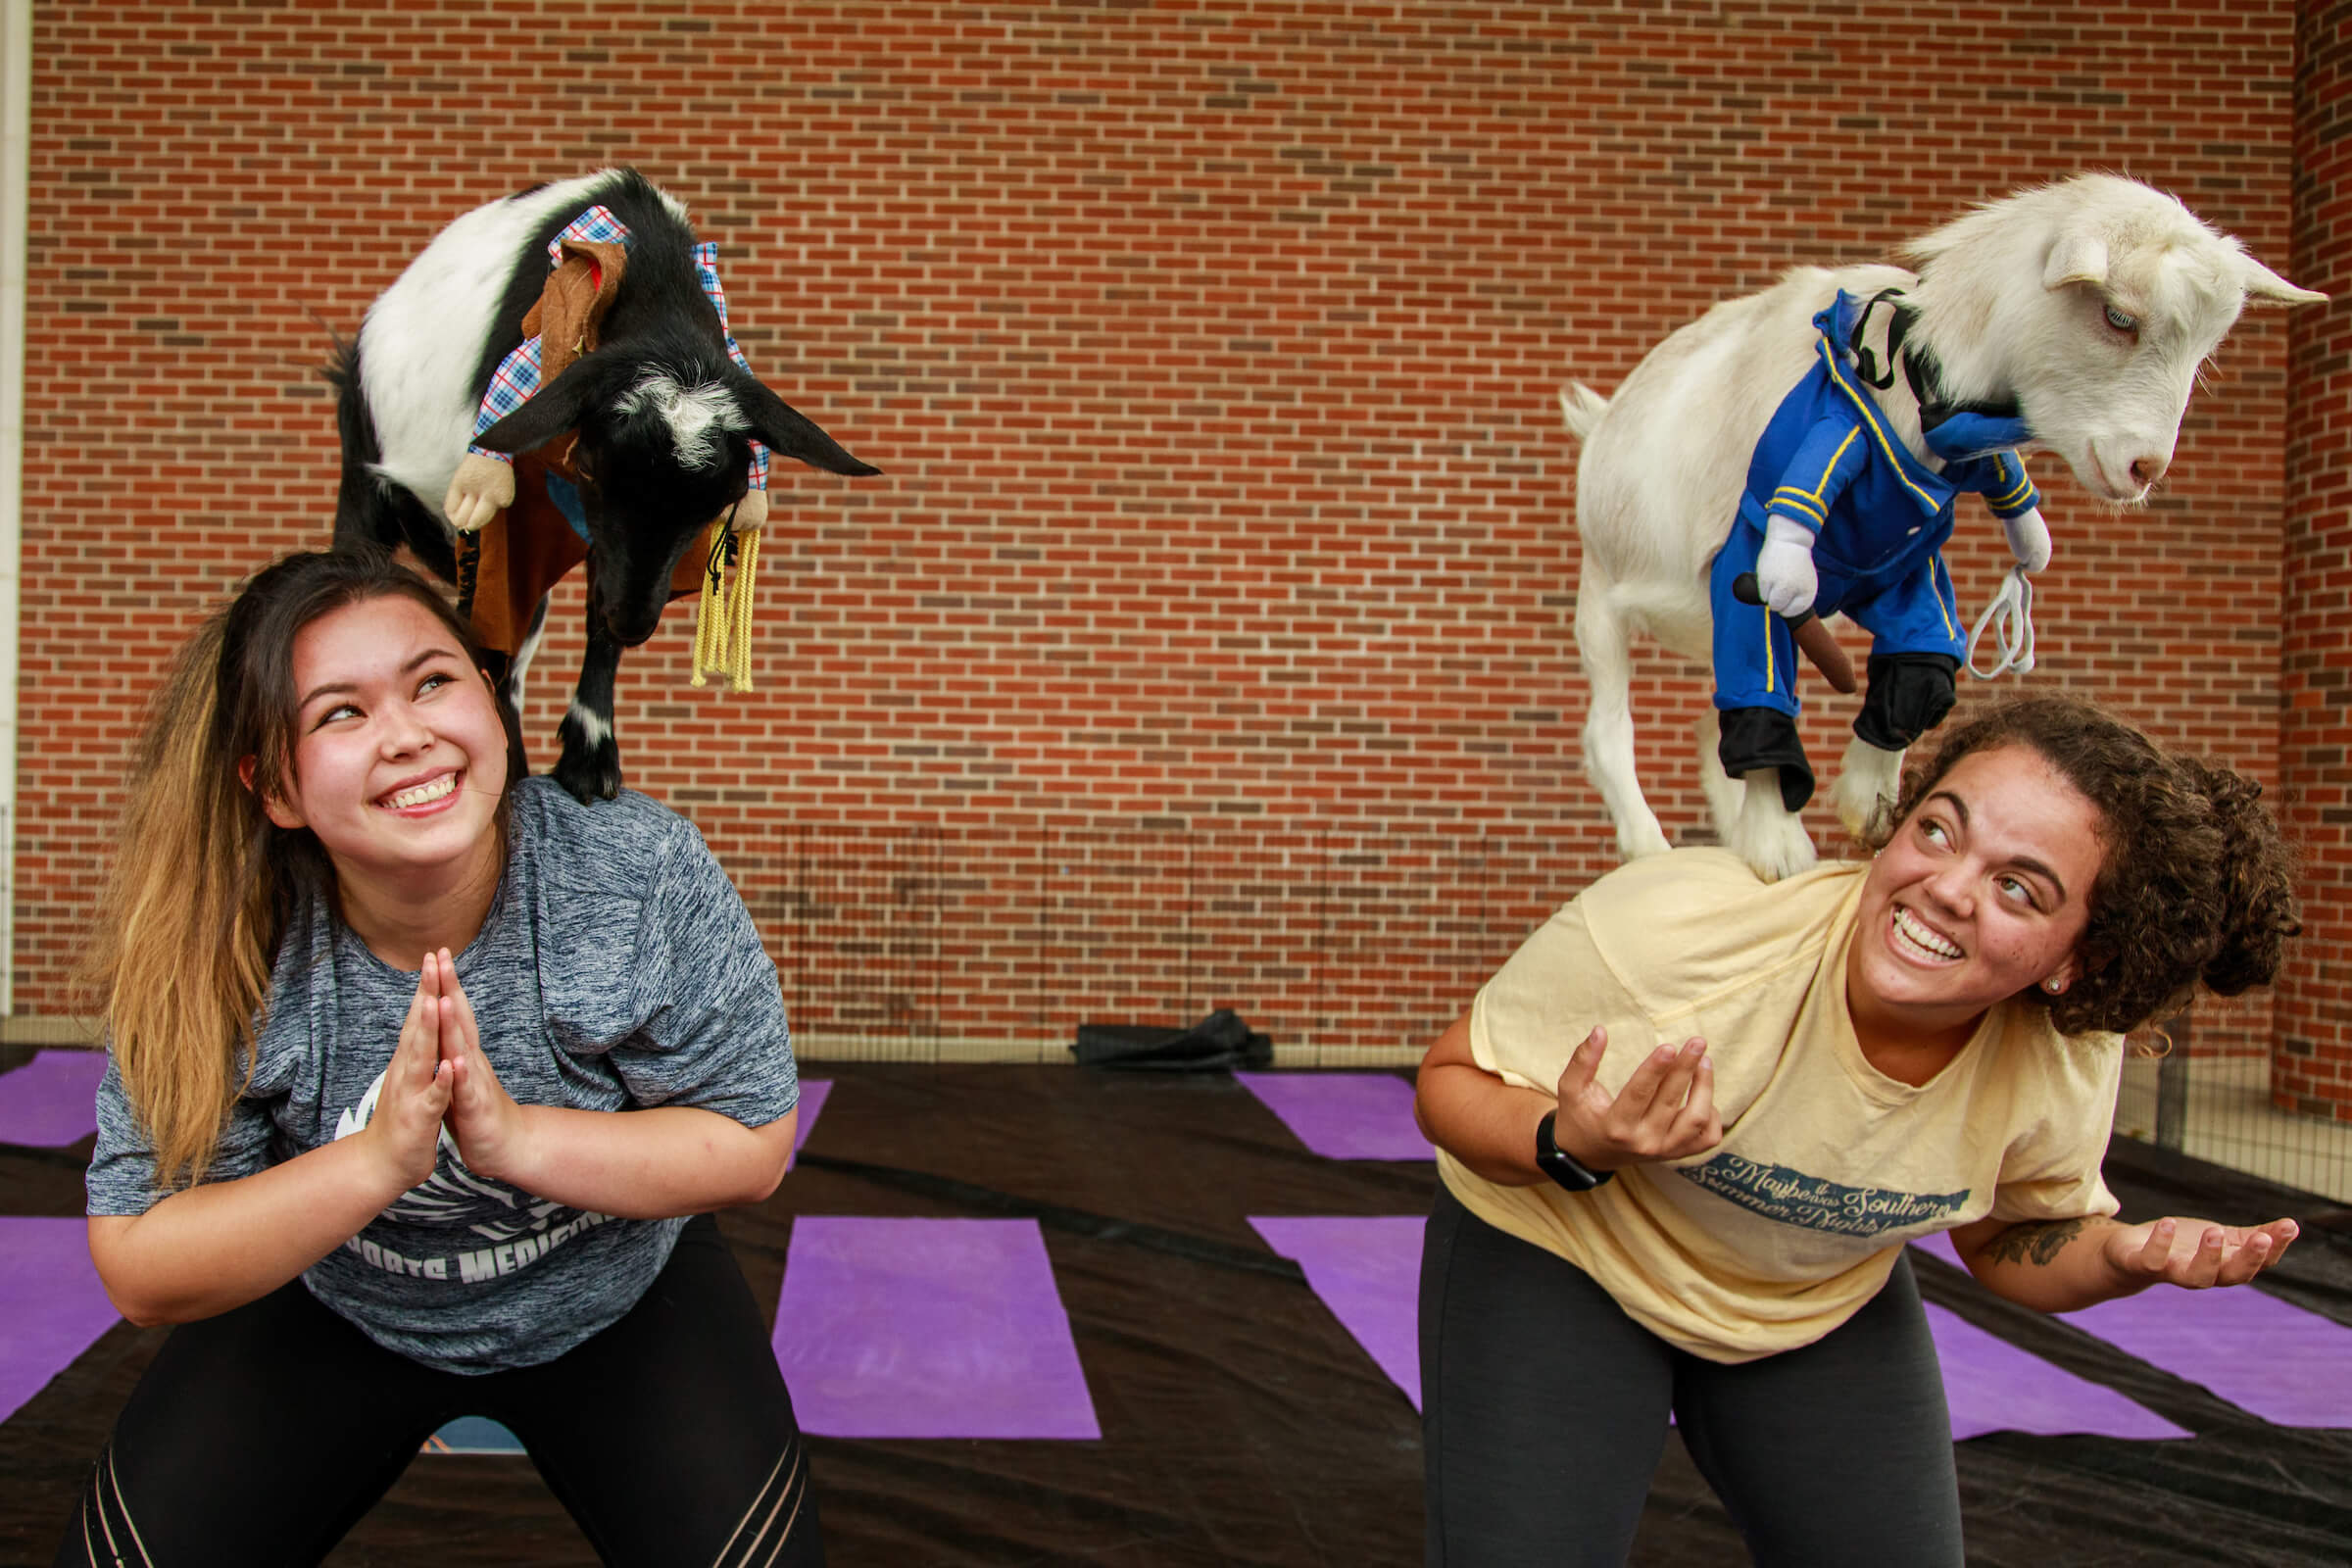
1968,566,2036,679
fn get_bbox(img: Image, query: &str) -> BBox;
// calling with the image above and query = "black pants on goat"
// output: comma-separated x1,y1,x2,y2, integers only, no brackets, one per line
1419,1184,1964,1568
56,1215,822,1568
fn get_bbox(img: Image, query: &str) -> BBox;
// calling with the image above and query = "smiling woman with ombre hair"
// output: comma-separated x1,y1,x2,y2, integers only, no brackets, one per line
1412,693,2303,1568
60,547,822,1568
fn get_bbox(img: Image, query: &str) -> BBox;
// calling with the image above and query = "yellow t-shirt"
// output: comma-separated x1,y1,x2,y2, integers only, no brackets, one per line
1443,847,2122,1364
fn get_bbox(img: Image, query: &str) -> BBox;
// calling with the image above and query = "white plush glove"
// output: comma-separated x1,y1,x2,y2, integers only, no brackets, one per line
2001,506,2051,573
1755,515,1821,618
730,487,768,534
443,454,516,535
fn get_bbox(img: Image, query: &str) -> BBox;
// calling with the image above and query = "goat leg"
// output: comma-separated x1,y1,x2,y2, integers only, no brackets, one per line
554,627,625,804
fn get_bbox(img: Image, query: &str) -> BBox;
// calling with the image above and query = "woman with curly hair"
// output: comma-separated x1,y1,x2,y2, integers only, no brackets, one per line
1413,693,2301,1568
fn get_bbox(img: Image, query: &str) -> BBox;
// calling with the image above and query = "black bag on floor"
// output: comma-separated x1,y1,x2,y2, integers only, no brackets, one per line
1072,1008,1273,1071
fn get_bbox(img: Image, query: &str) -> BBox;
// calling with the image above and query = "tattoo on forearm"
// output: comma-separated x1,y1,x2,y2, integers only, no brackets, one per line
1984,1218,2089,1267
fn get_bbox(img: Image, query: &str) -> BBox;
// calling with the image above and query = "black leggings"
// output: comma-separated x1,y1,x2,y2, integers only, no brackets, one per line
1419,1185,1962,1568
56,1214,822,1568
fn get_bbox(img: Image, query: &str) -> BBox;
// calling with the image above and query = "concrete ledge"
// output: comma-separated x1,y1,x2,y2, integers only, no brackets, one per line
0,1016,1422,1069
2,1015,99,1046
791,1033,1421,1068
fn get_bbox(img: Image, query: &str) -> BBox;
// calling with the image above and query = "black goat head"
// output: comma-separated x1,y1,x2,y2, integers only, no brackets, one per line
474,348,879,645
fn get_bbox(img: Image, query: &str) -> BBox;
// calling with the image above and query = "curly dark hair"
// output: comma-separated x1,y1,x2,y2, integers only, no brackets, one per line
1859,694,2300,1036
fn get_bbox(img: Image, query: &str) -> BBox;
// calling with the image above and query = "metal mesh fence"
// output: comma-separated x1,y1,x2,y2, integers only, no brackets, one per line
2114,1015,2352,1203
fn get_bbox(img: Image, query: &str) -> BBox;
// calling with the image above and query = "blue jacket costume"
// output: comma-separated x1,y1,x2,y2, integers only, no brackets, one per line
1710,290,2038,804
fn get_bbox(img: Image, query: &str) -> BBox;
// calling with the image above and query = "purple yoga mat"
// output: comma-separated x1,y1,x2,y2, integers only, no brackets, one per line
1250,1215,1425,1409
1921,1300,2189,1441
0,1217,122,1424
2064,1285,2352,1428
0,1050,108,1147
792,1079,830,1155
772,1216,1100,1440
1234,1072,1432,1161
1914,1230,2351,1427
1236,1215,2197,1439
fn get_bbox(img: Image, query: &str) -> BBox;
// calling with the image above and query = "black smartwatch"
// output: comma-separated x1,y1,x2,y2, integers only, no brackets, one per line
1535,1111,1614,1192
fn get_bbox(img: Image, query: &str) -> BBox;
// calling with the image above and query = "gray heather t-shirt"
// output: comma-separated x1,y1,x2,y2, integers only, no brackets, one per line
86,778,798,1375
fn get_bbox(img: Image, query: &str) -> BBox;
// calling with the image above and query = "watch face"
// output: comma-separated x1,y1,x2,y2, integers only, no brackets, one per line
1542,1150,1600,1191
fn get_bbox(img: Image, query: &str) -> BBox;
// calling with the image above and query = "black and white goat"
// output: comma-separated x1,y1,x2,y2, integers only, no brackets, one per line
1562,173,2323,879
329,168,878,802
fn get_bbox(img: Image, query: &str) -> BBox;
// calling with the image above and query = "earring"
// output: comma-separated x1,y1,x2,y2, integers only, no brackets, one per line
2043,977,2067,995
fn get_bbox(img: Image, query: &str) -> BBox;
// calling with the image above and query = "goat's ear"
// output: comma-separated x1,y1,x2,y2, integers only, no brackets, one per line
473,350,617,456
2041,232,2110,292
733,374,882,477
2239,255,2328,307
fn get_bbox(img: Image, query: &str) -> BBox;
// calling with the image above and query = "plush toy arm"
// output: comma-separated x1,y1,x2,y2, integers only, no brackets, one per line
463,334,547,514
2001,505,2051,573
1753,410,1865,618
742,436,769,534
1981,453,2048,573
1754,515,1821,618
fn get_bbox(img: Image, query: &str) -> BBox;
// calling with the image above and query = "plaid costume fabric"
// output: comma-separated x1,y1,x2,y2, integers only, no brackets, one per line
470,206,770,489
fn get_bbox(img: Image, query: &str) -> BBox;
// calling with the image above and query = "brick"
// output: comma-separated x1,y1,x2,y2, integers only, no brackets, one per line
9,0,2320,1070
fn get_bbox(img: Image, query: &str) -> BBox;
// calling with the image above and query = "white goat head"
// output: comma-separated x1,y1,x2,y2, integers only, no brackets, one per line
1903,173,2324,505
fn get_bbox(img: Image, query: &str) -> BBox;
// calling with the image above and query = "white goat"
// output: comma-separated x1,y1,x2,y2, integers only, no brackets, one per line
1563,173,2324,880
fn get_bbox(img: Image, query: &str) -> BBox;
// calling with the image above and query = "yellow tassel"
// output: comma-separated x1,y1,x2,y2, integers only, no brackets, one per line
690,514,759,692
691,517,728,690
728,529,759,691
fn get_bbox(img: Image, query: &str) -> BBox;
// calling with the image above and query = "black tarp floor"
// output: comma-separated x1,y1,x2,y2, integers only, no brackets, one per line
3,1060,2350,1566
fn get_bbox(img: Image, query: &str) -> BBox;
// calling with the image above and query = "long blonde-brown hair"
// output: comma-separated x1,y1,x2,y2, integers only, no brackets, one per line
84,548,519,1188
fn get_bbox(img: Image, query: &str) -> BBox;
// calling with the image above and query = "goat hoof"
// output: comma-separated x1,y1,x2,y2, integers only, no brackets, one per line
1616,821,1674,861
1728,812,1817,883
554,725,623,804
1829,741,1906,838
552,751,623,804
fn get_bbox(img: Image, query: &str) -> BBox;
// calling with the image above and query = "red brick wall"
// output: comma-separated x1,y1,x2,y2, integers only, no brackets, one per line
15,2,2308,1060
2280,1,2352,1119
